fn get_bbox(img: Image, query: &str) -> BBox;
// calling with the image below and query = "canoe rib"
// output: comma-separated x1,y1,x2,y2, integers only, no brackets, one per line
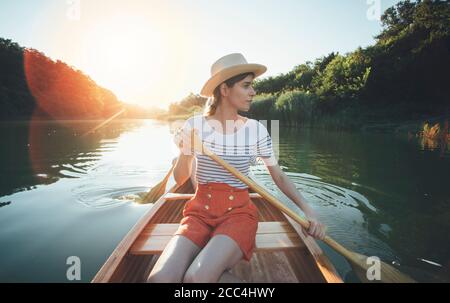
91,178,343,283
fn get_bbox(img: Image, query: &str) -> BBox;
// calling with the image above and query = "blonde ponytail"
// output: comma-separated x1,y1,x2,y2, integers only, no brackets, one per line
203,89,221,116
203,96,217,116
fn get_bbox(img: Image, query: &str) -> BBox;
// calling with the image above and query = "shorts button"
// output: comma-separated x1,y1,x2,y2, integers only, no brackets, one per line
207,193,212,199
228,195,234,200
227,207,232,211
204,205,210,210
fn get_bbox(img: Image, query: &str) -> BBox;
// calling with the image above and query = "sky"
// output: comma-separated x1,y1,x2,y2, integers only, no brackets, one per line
0,0,403,109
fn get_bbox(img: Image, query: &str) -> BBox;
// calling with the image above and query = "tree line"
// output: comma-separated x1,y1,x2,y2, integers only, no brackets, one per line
166,0,450,131
0,38,158,120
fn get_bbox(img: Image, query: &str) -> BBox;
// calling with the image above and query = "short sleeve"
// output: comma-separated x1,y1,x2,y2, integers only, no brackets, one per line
256,122,278,166
181,116,194,132
179,115,203,136
175,115,203,156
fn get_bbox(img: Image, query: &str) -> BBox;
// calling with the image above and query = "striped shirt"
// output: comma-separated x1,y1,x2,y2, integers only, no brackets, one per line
181,114,277,189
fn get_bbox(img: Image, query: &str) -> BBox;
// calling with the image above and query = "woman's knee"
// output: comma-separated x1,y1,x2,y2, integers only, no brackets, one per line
148,268,183,283
182,265,217,283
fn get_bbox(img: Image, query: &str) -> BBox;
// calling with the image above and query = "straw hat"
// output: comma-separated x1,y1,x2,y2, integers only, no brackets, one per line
200,53,267,97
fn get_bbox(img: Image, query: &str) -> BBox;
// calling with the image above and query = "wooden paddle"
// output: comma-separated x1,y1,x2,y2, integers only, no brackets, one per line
140,162,175,204
190,130,416,283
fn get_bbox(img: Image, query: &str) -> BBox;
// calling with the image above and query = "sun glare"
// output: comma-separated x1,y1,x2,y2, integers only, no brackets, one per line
81,15,167,106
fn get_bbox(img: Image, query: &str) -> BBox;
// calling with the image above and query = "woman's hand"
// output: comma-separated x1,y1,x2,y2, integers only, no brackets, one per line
264,164,327,240
172,128,196,185
302,211,327,240
173,128,196,156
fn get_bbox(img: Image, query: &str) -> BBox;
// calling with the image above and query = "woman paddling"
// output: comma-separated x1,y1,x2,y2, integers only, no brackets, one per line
148,53,326,283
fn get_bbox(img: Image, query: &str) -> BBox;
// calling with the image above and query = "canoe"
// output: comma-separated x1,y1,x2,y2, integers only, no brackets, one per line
91,177,343,283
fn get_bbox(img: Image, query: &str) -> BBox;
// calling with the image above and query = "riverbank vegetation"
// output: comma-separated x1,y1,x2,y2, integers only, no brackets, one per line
0,39,162,121
164,0,450,134
1,1,448,135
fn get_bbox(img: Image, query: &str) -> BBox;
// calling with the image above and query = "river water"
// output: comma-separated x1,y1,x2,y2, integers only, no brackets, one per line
0,119,448,282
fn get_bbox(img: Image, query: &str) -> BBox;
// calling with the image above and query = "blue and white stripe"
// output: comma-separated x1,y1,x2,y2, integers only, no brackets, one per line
182,115,276,189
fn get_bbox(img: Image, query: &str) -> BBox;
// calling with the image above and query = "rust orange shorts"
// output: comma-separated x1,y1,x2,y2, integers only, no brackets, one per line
173,182,259,262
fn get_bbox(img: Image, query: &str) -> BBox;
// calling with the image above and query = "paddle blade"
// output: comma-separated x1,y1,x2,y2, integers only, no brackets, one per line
140,164,176,204
350,253,416,283
140,179,167,204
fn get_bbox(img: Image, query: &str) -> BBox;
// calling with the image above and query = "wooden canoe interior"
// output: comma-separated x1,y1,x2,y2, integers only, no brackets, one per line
93,180,342,283
130,221,304,255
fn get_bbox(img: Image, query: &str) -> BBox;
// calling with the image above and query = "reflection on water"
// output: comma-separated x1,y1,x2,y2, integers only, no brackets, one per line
0,119,172,203
0,119,180,282
255,127,450,282
418,136,450,158
0,120,449,282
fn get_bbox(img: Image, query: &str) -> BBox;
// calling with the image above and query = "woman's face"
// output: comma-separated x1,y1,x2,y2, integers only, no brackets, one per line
222,74,256,112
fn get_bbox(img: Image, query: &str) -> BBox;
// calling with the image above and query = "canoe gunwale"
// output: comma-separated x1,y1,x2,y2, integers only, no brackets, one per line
91,182,181,283
91,176,343,283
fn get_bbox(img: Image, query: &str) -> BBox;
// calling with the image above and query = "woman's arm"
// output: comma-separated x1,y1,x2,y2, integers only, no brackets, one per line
173,153,194,186
172,155,197,187
173,128,196,186
265,163,326,240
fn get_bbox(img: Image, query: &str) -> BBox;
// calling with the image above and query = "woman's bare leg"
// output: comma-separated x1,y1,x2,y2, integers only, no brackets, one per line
183,234,244,283
217,270,245,283
147,235,201,283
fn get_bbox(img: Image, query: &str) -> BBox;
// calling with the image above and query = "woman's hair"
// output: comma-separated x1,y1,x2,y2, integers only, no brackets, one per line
203,72,255,116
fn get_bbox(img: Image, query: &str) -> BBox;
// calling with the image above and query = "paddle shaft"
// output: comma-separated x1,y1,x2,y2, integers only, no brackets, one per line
142,162,175,203
191,132,358,263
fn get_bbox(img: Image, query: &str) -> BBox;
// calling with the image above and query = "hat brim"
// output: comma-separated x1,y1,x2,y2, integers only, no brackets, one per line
200,63,267,97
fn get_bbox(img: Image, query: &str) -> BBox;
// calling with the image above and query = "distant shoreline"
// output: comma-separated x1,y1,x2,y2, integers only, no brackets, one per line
2,111,449,137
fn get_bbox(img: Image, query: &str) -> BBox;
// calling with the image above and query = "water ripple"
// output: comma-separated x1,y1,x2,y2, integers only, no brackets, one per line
253,168,378,213
251,166,395,260
71,185,147,209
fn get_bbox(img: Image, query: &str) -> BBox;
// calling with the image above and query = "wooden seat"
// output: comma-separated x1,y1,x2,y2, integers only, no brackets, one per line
130,221,304,255
163,192,262,201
